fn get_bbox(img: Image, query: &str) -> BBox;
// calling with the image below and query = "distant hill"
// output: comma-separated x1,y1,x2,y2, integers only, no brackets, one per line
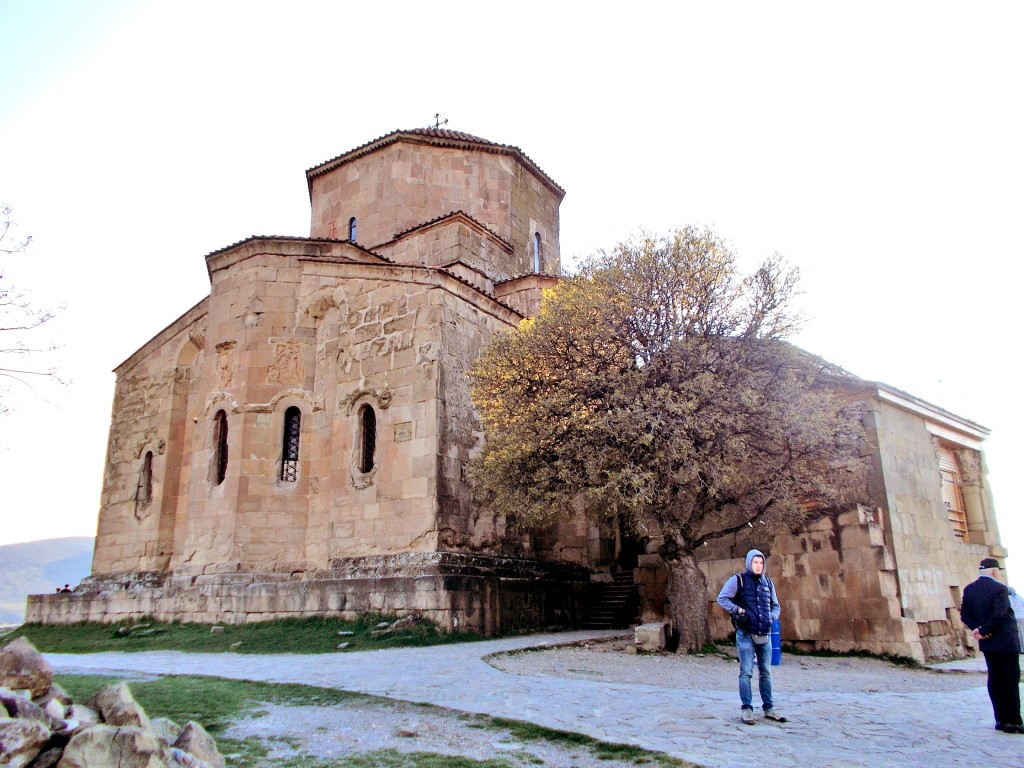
0,537,94,624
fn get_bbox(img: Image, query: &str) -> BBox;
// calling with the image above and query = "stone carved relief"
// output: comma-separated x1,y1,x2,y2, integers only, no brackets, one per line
268,342,303,385
299,286,349,322
188,326,206,351
344,386,393,413
135,439,166,459
955,448,982,485
243,296,266,327
215,341,236,388
337,346,354,376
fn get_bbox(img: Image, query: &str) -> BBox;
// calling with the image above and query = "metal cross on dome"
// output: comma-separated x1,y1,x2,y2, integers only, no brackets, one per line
432,113,448,129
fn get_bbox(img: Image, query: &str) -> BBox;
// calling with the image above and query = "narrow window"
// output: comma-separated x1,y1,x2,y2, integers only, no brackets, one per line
213,410,229,485
533,232,542,273
135,451,153,510
358,404,376,473
281,406,301,482
938,444,968,541
348,217,357,242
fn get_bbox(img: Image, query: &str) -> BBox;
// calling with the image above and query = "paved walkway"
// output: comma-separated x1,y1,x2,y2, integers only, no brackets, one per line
45,631,1023,768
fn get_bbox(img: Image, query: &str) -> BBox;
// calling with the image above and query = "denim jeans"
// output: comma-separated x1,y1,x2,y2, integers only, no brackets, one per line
736,629,773,711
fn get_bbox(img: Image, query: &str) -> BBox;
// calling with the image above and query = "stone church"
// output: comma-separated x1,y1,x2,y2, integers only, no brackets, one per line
27,128,1007,662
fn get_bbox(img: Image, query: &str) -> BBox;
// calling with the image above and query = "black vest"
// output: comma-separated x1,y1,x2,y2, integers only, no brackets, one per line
735,572,774,636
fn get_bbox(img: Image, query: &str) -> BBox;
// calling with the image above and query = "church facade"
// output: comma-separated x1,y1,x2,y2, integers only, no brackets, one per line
27,129,1007,661
28,129,596,634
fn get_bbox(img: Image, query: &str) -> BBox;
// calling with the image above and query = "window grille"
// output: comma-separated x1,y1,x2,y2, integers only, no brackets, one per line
281,406,301,482
214,410,228,485
359,404,376,473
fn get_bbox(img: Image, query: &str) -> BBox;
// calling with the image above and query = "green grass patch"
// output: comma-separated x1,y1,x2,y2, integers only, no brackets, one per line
55,673,698,768
690,642,722,656
55,673,366,737
11,614,485,655
56,673,371,767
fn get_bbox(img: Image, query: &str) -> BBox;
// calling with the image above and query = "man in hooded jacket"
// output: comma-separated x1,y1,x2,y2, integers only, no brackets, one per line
717,549,786,724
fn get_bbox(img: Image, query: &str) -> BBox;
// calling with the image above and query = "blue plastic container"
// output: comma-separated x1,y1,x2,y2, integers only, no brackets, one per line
771,619,782,665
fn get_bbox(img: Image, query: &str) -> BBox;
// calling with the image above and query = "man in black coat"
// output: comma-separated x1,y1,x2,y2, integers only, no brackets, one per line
960,557,1023,734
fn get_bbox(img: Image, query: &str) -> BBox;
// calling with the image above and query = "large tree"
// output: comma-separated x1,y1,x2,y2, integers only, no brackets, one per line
469,227,865,651
1,204,62,414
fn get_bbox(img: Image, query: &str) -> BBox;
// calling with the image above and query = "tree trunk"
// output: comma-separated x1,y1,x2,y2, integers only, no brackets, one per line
665,550,714,653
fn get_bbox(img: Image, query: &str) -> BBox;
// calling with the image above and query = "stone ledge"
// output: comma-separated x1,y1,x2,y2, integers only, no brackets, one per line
25,554,595,636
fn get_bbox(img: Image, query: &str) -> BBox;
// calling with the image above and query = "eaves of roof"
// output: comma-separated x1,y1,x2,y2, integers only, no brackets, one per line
203,235,394,278
380,209,513,253
860,381,990,440
305,127,565,200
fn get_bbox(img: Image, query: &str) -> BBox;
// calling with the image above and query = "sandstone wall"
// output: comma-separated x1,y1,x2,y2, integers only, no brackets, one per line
869,398,1001,657
309,141,560,277
91,234,546,588
376,213,512,284
92,301,208,575
634,393,1000,662
27,553,592,635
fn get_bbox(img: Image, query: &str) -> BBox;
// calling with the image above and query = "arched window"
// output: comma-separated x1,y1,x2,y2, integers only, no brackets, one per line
213,410,228,485
348,217,357,242
281,406,301,482
135,451,153,510
358,404,376,474
533,232,542,273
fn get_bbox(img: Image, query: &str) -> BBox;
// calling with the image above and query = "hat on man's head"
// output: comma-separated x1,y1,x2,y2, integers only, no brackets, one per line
979,557,1002,570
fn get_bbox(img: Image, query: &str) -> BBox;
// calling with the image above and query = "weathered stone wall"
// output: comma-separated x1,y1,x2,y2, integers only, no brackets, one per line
309,140,561,277
494,274,560,317
37,132,592,632
26,554,592,635
297,263,446,565
376,213,510,285
93,301,208,575
868,398,1001,657
634,392,999,662
89,236,550,583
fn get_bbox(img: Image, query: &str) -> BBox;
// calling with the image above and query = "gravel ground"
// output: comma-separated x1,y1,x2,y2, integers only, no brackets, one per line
222,641,980,767
224,697,681,768
486,640,981,694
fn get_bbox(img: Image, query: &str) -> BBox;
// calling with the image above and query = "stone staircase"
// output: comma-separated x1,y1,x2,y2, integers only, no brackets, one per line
584,569,638,629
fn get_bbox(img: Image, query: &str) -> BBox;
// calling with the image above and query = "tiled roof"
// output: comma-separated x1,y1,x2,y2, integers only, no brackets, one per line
305,128,565,198
202,235,395,264
385,209,513,252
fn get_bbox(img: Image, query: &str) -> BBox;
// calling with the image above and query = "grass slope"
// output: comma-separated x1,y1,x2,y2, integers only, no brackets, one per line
10,614,487,654
56,673,695,768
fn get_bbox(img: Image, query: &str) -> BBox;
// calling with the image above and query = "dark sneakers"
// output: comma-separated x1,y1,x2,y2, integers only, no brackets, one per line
999,723,1024,734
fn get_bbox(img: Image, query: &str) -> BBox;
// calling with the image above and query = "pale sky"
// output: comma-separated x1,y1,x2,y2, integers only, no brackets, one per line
1,1,1022,581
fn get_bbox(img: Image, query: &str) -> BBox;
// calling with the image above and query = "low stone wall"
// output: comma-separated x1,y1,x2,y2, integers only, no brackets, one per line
25,553,593,635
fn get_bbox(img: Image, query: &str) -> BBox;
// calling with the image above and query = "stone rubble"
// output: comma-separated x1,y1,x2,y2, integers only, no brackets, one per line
0,637,225,768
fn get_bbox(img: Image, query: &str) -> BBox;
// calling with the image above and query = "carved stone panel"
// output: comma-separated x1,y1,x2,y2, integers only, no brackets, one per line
215,341,236,388
268,342,303,385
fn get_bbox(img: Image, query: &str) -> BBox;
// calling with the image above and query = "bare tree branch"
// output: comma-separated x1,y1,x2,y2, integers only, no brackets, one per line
0,204,64,414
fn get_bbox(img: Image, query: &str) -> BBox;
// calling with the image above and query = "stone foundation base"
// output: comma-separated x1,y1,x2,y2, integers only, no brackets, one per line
25,552,593,635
